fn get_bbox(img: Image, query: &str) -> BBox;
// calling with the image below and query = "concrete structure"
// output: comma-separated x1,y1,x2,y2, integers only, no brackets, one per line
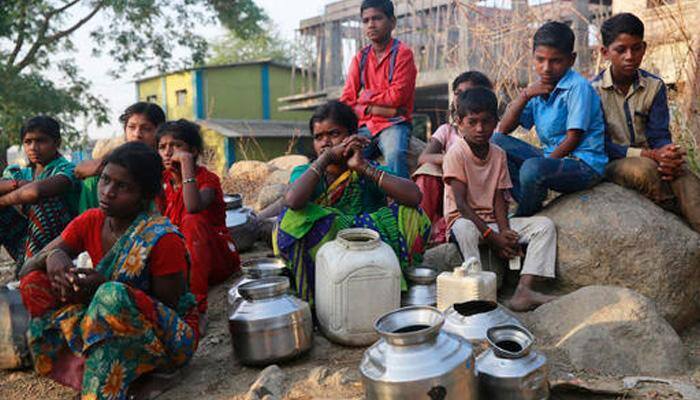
135,60,311,173
281,0,612,128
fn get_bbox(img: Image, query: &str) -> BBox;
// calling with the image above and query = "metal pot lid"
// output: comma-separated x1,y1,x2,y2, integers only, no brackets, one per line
238,277,289,300
242,257,286,278
223,193,243,210
486,324,534,359
406,266,437,284
375,306,444,346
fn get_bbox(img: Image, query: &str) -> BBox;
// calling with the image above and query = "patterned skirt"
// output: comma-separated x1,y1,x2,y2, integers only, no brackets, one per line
20,271,198,400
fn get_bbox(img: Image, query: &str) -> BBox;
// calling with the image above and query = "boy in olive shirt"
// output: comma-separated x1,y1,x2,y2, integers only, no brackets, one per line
592,13,700,232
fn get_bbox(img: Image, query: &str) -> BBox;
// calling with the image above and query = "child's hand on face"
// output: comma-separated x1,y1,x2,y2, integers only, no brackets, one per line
170,151,194,169
524,81,555,99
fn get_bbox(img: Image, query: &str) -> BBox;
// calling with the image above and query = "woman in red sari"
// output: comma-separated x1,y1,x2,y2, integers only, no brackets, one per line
156,119,240,315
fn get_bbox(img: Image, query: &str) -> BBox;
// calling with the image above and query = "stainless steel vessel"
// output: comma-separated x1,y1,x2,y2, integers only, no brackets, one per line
0,284,30,370
360,306,477,400
227,257,286,309
443,300,524,347
401,266,437,307
228,277,313,366
476,325,549,400
224,193,257,252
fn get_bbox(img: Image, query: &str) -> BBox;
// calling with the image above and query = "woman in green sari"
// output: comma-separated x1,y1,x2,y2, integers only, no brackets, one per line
19,142,198,400
274,101,431,305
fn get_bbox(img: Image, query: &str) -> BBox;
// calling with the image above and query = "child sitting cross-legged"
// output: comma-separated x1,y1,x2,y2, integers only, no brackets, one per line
444,88,557,311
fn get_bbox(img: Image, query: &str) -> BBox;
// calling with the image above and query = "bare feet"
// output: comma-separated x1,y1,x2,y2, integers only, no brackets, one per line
507,284,556,312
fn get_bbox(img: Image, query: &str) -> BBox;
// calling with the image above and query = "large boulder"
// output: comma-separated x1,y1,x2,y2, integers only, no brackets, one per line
539,183,700,331
228,160,275,180
256,183,288,212
264,169,293,186
267,155,309,171
525,285,687,376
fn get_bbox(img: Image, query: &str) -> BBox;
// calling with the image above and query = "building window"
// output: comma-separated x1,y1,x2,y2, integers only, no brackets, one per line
146,95,158,103
647,0,676,7
176,89,187,106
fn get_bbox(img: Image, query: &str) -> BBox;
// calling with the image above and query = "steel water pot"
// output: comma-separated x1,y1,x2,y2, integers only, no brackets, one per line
443,300,525,349
224,193,257,252
360,306,477,400
0,284,30,370
401,266,437,307
228,277,313,366
227,257,286,309
476,325,549,400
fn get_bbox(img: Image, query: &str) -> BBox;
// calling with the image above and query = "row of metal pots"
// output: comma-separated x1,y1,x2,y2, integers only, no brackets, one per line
226,258,548,399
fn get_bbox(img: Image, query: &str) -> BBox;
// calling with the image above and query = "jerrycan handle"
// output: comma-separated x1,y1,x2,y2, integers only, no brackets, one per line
462,257,482,274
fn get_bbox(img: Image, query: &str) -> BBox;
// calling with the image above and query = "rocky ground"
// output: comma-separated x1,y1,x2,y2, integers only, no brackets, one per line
1,241,700,399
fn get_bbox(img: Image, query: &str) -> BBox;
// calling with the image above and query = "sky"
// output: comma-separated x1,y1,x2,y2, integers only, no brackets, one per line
78,0,331,140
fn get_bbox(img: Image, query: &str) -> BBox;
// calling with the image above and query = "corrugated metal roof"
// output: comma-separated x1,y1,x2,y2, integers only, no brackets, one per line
135,59,295,83
199,119,308,138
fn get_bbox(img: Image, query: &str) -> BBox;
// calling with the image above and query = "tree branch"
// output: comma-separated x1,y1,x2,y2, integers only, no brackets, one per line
44,2,104,45
13,1,105,73
48,0,82,18
8,3,28,66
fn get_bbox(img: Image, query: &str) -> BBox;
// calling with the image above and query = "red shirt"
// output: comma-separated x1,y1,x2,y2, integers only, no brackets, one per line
159,166,227,229
61,209,188,277
340,39,417,135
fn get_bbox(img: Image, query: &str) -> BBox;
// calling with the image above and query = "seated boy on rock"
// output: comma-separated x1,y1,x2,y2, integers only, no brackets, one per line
494,21,608,216
592,12,700,233
444,87,557,311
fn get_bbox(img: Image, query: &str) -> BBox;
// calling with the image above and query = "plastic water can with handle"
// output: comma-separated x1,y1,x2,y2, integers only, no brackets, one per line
437,257,497,311
315,228,401,346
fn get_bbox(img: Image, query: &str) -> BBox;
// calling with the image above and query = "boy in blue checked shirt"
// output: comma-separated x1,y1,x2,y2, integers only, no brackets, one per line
592,13,700,232
494,21,608,216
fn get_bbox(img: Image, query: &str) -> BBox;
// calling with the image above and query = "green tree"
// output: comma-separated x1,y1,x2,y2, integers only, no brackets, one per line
0,0,267,166
208,27,293,66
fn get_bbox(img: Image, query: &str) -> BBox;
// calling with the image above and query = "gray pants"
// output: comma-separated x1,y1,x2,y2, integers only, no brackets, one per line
450,216,556,279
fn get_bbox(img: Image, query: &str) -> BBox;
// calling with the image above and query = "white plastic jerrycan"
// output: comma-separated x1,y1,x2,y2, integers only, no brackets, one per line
315,228,401,346
437,256,497,311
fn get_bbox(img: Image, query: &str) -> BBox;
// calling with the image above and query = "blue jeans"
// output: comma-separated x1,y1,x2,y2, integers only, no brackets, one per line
491,132,602,216
358,122,411,178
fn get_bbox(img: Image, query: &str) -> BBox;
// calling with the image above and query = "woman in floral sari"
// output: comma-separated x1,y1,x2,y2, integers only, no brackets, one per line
19,142,198,400
274,101,431,305
0,116,80,274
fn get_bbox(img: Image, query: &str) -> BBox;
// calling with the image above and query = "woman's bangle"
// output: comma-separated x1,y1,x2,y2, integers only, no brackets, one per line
183,177,197,185
309,164,323,179
378,171,386,188
482,227,494,239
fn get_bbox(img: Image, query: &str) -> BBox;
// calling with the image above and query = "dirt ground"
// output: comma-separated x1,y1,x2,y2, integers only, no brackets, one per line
1,243,699,399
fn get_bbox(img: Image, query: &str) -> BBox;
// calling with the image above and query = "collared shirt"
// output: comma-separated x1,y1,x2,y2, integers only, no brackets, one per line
339,39,417,136
591,67,672,160
519,69,608,175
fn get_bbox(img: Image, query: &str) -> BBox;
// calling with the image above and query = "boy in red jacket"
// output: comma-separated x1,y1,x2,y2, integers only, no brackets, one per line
340,0,417,178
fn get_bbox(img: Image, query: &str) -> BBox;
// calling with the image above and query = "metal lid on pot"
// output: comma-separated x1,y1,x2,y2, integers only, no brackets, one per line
374,306,444,346
406,266,437,284
486,324,534,359
242,257,286,278
238,277,289,300
224,193,243,210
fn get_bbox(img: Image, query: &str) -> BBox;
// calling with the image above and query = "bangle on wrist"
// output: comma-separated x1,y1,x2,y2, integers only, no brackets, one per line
182,177,197,185
378,171,386,187
309,164,323,179
482,227,494,239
